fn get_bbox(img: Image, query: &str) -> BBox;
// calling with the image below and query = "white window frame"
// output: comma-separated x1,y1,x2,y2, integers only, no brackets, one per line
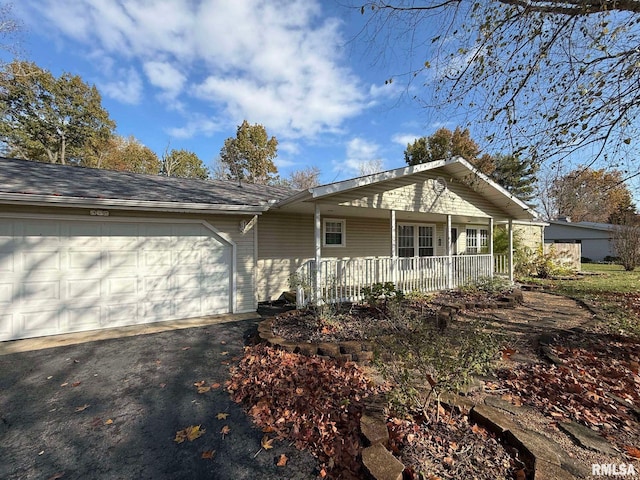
466,227,489,254
397,223,435,257
323,218,346,247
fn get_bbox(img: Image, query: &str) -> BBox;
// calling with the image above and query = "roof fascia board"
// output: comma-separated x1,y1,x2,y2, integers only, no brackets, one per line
308,159,447,199
0,193,267,215
547,221,612,231
450,156,539,219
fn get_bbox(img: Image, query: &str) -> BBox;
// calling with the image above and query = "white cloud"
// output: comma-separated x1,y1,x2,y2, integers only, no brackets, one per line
165,115,224,139
143,61,186,99
26,0,368,140
392,133,420,146
338,137,385,176
100,68,143,104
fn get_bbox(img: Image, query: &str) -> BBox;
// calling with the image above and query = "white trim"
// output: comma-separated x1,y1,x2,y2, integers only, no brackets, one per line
0,212,238,314
0,192,267,215
322,218,346,248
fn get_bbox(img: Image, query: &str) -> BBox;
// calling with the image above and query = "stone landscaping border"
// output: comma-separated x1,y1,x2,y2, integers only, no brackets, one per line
255,288,587,480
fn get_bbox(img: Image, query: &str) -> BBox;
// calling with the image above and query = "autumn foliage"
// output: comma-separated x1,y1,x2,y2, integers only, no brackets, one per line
227,344,379,478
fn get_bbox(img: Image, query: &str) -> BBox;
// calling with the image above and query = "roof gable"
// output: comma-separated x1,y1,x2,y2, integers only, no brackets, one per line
277,157,539,221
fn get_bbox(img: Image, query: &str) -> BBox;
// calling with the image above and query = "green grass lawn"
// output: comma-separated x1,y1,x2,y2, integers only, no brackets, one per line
522,263,640,337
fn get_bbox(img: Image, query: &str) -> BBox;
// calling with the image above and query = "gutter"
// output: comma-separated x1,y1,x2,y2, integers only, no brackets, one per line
0,192,268,215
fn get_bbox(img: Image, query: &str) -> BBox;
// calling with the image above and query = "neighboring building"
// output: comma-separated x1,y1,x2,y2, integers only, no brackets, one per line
0,156,541,341
545,218,614,261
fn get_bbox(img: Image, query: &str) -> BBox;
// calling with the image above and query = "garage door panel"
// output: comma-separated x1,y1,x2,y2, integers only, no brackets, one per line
106,276,138,296
144,275,171,293
0,314,13,338
0,218,232,341
67,278,101,298
23,250,61,272
144,251,171,267
21,310,61,336
68,250,102,270
0,283,14,305
67,306,102,329
103,303,139,326
106,251,138,269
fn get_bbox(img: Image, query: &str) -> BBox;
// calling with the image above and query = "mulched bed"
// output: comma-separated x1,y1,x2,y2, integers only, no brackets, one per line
388,410,525,480
492,332,640,458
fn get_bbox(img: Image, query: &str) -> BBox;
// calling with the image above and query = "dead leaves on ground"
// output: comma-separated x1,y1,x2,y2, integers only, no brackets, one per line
174,425,206,443
227,344,381,477
495,334,640,453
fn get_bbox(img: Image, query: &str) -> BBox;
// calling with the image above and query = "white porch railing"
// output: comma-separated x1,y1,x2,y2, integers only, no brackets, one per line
294,254,494,307
494,254,509,275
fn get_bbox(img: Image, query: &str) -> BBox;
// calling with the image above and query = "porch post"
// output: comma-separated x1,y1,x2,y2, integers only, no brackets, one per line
489,218,494,278
446,214,453,289
508,219,514,283
390,210,396,284
314,203,322,304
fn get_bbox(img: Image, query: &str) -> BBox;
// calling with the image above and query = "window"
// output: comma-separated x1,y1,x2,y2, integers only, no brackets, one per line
398,224,434,257
466,228,489,254
323,219,345,247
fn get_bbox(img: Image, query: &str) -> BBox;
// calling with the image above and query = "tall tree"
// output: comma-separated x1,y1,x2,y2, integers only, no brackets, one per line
161,148,209,179
287,166,321,190
550,167,636,223
486,154,540,203
359,1,640,167
0,3,21,65
93,135,161,174
404,127,480,166
405,127,538,202
0,61,115,164
219,120,278,184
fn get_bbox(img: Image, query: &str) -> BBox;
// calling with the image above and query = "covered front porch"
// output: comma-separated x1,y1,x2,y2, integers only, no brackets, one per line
293,206,516,307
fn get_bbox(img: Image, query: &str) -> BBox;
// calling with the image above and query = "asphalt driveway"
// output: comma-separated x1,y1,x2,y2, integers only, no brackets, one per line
0,318,318,479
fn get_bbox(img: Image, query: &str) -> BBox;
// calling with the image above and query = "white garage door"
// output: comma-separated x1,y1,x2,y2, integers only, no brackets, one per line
0,217,232,341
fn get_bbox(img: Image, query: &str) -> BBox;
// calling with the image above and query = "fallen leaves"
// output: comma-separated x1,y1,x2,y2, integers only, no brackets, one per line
496,333,640,451
625,445,640,459
261,435,274,450
216,412,229,420
201,450,216,460
174,425,206,443
74,404,90,413
227,344,380,477
276,453,288,467
220,425,230,438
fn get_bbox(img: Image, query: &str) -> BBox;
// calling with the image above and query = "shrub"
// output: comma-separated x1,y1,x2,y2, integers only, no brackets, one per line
361,282,404,307
374,302,498,417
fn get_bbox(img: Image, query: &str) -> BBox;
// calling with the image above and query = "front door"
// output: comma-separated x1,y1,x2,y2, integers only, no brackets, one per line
450,228,458,255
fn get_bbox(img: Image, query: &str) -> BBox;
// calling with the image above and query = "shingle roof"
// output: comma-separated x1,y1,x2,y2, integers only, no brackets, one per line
0,157,297,208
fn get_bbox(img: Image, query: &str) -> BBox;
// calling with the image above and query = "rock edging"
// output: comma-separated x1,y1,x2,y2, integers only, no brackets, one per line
257,316,375,364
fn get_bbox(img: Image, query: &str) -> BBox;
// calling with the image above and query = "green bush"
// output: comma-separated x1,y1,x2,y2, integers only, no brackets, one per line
374,303,498,417
361,282,404,307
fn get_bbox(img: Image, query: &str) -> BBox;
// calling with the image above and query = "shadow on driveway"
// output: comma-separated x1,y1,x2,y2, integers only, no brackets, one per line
0,319,318,479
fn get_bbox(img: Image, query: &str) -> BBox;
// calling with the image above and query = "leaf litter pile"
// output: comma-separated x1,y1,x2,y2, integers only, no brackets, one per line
227,344,379,478
494,332,640,457
228,344,526,479
388,410,523,480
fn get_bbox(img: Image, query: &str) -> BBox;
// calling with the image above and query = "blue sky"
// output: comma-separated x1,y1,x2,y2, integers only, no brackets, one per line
5,0,454,184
